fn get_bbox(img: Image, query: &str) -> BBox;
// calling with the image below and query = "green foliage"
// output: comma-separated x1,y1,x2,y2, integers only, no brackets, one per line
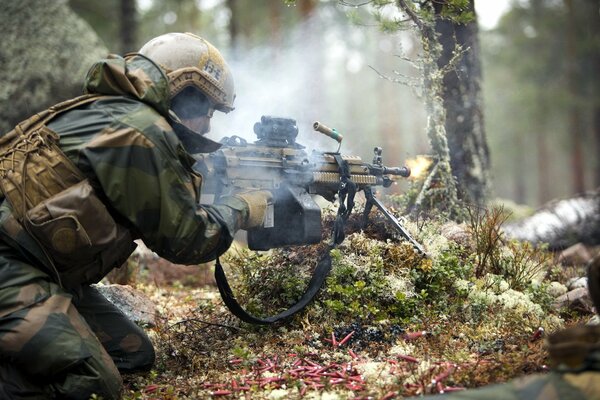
499,241,552,291
526,281,555,312
223,196,563,350
467,205,510,278
411,243,472,309
224,248,310,317
345,9,363,26
466,205,556,292
321,241,421,324
437,0,475,24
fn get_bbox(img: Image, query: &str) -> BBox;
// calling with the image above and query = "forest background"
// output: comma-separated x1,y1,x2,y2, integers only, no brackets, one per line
0,1,599,397
64,0,600,210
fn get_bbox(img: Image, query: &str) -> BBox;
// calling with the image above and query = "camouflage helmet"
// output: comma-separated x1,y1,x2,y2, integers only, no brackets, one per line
139,32,235,113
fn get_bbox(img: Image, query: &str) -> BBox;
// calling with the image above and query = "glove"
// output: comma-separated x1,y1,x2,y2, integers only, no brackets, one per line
221,190,273,230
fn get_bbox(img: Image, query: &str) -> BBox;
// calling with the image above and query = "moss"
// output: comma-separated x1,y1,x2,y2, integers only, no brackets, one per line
126,196,587,398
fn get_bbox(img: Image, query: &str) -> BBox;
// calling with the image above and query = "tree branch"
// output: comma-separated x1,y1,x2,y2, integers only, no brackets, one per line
396,0,424,31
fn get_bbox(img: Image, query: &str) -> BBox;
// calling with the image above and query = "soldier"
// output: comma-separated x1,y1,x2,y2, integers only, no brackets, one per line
425,255,600,400
0,32,271,399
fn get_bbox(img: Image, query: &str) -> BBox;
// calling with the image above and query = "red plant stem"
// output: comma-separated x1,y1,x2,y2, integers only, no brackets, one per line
443,386,466,392
302,359,321,368
348,375,364,383
144,384,159,393
331,331,338,347
300,385,307,397
432,364,455,384
349,349,359,359
404,330,427,340
398,354,419,363
345,383,364,391
531,327,545,342
338,331,355,346
212,390,233,396
436,381,445,393
381,392,397,400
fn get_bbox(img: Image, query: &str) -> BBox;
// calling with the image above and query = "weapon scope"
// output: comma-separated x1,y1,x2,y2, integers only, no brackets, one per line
253,116,300,147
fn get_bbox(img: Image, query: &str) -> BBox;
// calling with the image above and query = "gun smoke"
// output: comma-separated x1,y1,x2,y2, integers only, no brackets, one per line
208,5,427,165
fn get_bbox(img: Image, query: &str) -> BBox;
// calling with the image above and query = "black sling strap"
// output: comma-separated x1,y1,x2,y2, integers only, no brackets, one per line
214,154,356,324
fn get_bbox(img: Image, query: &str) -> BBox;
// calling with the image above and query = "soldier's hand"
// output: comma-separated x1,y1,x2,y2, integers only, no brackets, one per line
232,190,273,229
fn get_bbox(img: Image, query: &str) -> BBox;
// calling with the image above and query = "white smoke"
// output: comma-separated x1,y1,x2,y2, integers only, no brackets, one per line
207,4,427,164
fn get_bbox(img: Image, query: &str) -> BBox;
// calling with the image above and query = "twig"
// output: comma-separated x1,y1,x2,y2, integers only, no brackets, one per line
169,317,241,332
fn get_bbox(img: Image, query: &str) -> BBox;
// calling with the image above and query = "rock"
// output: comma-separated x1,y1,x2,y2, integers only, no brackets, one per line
553,287,595,314
547,281,568,297
440,222,471,247
588,315,600,326
567,277,588,291
0,0,108,133
93,283,157,327
558,243,593,266
106,240,215,287
502,191,600,250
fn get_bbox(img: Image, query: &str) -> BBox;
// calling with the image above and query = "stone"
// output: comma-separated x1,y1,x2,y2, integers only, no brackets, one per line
558,243,593,266
567,277,588,291
440,222,471,248
93,283,157,327
0,0,107,133
553,287,595,314
547,281,568,297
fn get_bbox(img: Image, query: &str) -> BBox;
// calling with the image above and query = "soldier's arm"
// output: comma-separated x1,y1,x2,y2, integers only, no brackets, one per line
79,122,245,265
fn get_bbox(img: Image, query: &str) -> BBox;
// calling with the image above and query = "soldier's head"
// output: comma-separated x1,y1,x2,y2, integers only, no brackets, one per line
139,32,235,135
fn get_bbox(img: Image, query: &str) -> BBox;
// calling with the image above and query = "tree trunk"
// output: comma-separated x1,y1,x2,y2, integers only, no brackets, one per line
378,33,403,174
298,0,317,17
536,103,551,204
396,0,462,219
564,0,586,194
0,0,107,134
514,134,527,204
596,106,600,187
432,0,490,206
119,0,136,53
269,2,282,52
593,0,600,188
530,0,551,204
226,0,240,54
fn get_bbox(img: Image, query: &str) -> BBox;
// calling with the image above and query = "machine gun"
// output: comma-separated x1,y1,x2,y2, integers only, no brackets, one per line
195,116,426,324
194,115,425,254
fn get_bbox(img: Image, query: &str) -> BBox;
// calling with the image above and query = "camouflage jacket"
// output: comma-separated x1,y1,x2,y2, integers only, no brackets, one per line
0,54,245,284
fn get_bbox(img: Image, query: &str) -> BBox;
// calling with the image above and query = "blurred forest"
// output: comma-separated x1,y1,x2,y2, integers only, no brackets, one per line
17,0,600,207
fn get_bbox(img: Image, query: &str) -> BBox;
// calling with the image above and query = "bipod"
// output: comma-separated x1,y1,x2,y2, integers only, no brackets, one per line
362,187,428,257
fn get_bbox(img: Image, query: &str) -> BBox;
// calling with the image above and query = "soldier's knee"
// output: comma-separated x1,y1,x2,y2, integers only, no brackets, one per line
132,338,156,371
109,331,156,373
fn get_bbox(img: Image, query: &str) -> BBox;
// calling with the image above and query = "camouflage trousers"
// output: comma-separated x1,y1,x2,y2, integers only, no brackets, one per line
0,242,155,399
423,371,600,400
